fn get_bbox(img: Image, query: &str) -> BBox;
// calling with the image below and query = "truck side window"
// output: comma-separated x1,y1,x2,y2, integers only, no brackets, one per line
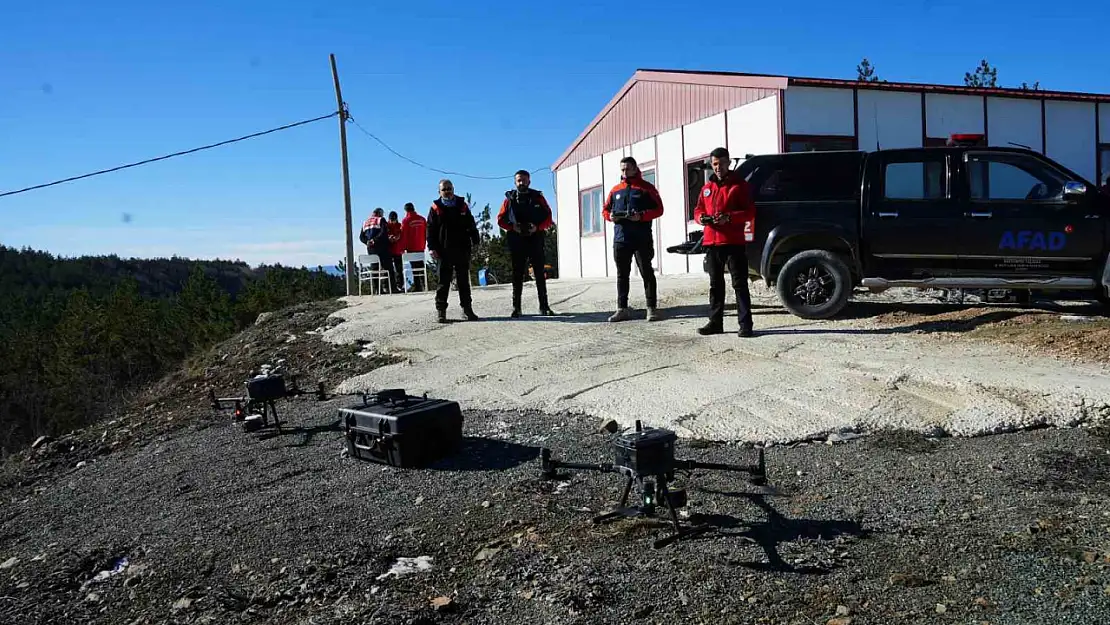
883,159,946,200
966,153,1066,202
752,155,861,203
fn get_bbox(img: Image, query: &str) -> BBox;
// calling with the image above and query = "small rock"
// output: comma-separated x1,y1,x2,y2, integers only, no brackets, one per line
974,596,991,608
86,592,101,603
0,557,19,570
124,576,141,588
415,496,425,505
474,545,502,562
678,590,689,606
599,419,619,434
1082,551,1099,564
430,596,457,613
481,500,490,508
32,436,53,449
172,597,193,611
1080,497,1090,505
942,575,957,583
75,461,88,469
632,605,654,618
796,470,805,477
256,312,275,324
827,618,852,625
935,603,947,614
836,605,851,616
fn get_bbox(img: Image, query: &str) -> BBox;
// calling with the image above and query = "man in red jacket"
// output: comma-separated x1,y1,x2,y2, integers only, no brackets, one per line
693,146,756,337
387,211,405,293
401,202,427,291
602,156,665,322
497,170,555,317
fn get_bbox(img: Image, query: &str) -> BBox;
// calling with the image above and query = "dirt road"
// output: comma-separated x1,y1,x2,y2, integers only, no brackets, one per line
325,276,1110,443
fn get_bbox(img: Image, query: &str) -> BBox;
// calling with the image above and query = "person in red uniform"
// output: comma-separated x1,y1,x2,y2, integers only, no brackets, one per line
497,170,555,317
602,156,665,322
401,202,427,291
387,211,405,292
359,207,391,294
693,146,756,337
426,179,480,323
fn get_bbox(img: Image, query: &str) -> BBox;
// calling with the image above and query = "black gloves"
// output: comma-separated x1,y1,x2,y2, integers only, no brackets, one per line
698,214,713,226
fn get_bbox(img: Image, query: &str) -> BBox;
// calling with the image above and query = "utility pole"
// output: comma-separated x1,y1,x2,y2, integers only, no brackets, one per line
330,53,357,296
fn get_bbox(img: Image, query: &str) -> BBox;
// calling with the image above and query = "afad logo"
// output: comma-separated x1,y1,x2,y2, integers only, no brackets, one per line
998,230,1068,251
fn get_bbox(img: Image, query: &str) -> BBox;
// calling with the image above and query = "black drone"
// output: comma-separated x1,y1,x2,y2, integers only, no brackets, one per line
540,420,768,548
208,369,326,432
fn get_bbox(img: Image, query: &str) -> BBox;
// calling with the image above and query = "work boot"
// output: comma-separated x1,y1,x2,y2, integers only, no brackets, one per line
511,308,522,318
608,308,632,322
697,322,723,336
463,308,480,322
646,307,663,322
738,326,755,338
436,309,448,324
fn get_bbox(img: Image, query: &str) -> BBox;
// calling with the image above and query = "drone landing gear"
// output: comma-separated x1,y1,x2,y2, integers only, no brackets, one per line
590,475,712,548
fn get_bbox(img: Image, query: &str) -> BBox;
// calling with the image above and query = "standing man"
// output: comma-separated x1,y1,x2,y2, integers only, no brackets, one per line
359,207,392,294
387,210,405,291
401,202,428,291
426,179,480,322
693,146,755,338
602,156,664,322
498,170,555,317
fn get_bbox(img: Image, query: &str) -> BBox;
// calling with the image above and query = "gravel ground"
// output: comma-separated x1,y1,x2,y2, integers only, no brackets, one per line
2,398,1108,625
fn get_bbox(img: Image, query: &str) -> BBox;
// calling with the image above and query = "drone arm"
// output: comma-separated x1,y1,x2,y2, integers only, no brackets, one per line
675,449,766,483
540,448,620,478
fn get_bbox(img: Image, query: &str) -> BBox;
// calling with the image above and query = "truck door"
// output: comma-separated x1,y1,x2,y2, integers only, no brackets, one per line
864,151,964,279
955,150,1104,278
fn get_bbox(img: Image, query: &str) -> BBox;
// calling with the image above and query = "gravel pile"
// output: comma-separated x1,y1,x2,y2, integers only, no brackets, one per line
2,397,1108,625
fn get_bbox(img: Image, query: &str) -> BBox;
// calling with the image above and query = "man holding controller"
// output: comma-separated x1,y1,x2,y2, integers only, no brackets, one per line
693,146,756,338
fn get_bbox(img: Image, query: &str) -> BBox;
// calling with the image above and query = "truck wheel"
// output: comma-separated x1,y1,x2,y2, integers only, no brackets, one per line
776,250,853,319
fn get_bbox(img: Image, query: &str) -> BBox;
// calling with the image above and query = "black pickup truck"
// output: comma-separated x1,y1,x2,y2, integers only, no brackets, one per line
670,141,1110,319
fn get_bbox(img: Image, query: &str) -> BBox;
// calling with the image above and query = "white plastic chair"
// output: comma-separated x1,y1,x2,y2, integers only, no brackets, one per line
401,252,428,292
358,254,392,295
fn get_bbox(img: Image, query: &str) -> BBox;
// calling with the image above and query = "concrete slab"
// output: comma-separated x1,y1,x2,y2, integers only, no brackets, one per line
324,275,1110,444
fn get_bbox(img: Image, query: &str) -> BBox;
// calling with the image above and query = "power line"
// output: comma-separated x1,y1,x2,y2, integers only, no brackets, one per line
347,116,551,181
0,112,338,199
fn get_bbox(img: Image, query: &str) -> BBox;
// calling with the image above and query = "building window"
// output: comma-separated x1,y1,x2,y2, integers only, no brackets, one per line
882,157,947,200
641,166,656,186
965,152,1066,202
579,186,604,236
685,158,711,221
785,135,856,153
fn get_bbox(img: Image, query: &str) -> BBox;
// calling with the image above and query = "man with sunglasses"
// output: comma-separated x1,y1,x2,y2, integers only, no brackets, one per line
426,179,481,322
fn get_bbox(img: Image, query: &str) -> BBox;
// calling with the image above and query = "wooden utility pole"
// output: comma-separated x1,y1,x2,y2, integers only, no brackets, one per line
330,53,357,296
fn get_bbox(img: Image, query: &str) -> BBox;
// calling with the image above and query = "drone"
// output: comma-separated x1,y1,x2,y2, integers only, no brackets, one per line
208,366,326,432
539,420,768,548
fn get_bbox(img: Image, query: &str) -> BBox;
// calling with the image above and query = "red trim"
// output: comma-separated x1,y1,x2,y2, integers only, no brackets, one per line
1041,99,1047,154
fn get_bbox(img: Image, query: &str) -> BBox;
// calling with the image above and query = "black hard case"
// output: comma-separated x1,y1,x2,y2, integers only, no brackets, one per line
339,389,464,468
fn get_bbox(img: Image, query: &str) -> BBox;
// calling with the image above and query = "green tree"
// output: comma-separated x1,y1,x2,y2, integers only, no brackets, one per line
176,264,235,351
856,58,881,83
964,60,999,87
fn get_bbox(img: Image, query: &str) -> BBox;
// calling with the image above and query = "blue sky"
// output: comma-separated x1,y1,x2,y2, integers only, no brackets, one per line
2,0,1107,268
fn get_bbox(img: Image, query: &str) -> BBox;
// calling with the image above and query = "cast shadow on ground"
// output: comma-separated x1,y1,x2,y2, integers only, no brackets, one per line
687,490,870,575
480,303,780,324
256,418,344,448
428,437,540,471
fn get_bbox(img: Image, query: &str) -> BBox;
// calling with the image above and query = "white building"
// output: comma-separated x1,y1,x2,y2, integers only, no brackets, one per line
552,69,1110,278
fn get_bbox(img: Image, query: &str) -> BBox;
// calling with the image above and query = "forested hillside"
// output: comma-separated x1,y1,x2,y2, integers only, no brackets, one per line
0,245,344,456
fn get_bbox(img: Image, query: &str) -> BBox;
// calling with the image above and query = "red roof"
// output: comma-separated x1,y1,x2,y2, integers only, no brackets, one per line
553,68,1110,171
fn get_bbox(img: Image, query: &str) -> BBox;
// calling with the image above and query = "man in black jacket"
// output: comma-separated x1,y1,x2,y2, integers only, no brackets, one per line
498,170,555,317
426,179,480,323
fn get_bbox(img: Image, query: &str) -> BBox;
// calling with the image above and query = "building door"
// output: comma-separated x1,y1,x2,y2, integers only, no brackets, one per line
955,150,1105,278
864,152,964,279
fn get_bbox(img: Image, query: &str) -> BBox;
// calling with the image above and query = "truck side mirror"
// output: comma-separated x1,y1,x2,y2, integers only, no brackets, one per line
1063,181,1087,199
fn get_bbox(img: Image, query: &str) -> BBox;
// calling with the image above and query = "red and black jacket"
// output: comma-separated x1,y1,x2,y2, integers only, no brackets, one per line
693,172,755,246
426,197,479,256
497,189,553,237
602,175,664,247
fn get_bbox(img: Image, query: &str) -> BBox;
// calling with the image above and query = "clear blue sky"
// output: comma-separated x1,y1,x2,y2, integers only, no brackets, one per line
2,0,1107,268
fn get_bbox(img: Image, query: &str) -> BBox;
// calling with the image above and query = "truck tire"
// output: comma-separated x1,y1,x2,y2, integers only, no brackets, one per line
775,250,853,319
